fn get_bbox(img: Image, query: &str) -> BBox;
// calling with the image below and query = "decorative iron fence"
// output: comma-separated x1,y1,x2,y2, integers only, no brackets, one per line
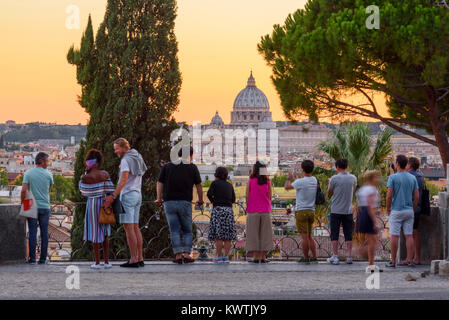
29,201,392,262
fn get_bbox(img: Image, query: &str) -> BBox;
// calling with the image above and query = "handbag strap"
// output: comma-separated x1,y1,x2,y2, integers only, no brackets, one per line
315,176,321,192
101,181,108,205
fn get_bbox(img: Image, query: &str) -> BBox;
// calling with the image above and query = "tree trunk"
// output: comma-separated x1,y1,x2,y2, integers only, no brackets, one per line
428,94,449,174
430,118,449,174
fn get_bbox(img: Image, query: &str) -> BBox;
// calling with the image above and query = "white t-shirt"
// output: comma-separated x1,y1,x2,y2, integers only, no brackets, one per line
291,176,317,211
356,185,380,208
120,158,143,195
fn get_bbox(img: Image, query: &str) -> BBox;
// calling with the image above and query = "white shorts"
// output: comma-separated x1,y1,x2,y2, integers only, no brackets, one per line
389,210,414,236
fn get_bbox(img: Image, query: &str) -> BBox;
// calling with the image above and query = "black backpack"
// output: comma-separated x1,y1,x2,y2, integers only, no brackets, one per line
315,177,326,206
420,184,431,216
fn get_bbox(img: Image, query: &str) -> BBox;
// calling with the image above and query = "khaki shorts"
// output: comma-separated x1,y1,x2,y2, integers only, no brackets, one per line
245,212,273,252
296,210,315,235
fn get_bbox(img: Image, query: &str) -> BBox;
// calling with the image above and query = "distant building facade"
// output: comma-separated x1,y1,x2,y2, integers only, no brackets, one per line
188,72,331,175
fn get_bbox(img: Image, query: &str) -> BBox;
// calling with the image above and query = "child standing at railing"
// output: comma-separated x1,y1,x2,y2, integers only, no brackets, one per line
207,167,236,264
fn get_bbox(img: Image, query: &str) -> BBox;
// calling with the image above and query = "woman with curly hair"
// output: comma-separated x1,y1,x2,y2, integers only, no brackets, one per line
79,149,115,269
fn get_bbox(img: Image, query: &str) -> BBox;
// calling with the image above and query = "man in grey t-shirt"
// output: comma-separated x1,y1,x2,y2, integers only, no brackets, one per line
327,158,357,265
105,138,147,268
285,160,318,263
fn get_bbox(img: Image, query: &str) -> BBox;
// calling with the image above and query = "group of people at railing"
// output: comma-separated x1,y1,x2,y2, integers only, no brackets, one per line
21,138,428,273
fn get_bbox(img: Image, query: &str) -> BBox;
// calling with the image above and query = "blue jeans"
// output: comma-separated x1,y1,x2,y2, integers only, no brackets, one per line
164,200,193,255
27,208,50,262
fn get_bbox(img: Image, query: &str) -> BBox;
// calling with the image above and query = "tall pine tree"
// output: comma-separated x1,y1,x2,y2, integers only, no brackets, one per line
68,0,180,260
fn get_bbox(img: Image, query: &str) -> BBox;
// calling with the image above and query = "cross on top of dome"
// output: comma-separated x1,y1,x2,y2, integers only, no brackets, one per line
247,70,256,87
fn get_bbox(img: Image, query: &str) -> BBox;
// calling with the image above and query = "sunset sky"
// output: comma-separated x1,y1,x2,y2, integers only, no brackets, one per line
1,0,384,125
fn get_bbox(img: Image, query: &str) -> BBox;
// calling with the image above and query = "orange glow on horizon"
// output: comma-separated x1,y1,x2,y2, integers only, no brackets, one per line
0,0,386,126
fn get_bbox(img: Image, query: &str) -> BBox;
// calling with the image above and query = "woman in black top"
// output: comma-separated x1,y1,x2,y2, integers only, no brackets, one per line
207,167,237,263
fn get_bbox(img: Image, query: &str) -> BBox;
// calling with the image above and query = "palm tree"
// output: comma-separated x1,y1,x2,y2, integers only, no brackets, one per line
318,123,394,182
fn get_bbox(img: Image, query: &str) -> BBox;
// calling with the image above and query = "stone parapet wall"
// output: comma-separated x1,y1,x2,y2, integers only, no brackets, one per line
0,204,26,264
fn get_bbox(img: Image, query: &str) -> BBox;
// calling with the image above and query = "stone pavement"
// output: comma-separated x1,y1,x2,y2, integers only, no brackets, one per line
0,261,448,300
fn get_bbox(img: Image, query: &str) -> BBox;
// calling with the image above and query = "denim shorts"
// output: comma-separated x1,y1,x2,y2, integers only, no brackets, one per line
119,191,142,224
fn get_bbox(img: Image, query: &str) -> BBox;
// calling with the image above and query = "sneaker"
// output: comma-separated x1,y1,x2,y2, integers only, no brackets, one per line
248,259,260,263
222,256,230,264
385,261,396,268
296,258,310,264
327,255,340,265
25,260,36,265
309,258,319,264
346,257,353,264
366,265,384,273
407,261,416,268
213,257,224,264
138,261,145,267
90,263,102,270
103,262,113,269
38,260,48,265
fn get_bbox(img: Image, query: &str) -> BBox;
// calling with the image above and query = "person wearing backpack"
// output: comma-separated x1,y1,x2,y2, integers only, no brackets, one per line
285,160,318,264
406,157,425,265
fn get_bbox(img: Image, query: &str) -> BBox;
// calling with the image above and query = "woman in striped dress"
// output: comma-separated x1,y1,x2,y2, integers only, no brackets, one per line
79,149,115,269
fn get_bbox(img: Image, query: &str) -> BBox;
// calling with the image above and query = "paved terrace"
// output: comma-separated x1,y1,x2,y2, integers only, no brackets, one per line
1,261,448,300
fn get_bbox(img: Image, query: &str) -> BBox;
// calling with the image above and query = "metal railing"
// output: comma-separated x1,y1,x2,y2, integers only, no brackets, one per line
28,201,392,262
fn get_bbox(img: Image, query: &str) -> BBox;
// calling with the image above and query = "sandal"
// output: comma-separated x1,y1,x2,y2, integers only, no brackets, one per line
247,259,260,263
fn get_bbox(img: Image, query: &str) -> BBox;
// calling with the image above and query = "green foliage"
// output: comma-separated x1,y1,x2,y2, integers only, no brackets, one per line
68,1,181,260
50,175,75,203
6,144,20,152
318,123,393,182
3,125,86,143
271,175,287,187
0,169,8,186
203,180,212,188
13,175,23,186
426,181,441,199
312,166,335,221
259,0,449,167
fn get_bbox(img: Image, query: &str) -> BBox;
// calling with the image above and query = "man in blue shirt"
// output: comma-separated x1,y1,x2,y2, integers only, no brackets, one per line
386,155,419,268
407,157,425,265
20,152,54,264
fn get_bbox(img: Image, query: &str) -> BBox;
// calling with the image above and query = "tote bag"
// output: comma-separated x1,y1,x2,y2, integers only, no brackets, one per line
19,184,38,219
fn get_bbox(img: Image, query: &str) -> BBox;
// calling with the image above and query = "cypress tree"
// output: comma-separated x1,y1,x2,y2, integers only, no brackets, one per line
68,0,181,260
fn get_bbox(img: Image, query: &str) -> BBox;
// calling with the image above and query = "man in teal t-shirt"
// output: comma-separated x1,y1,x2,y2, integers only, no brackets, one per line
21,152,54,264
385,154,419,268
